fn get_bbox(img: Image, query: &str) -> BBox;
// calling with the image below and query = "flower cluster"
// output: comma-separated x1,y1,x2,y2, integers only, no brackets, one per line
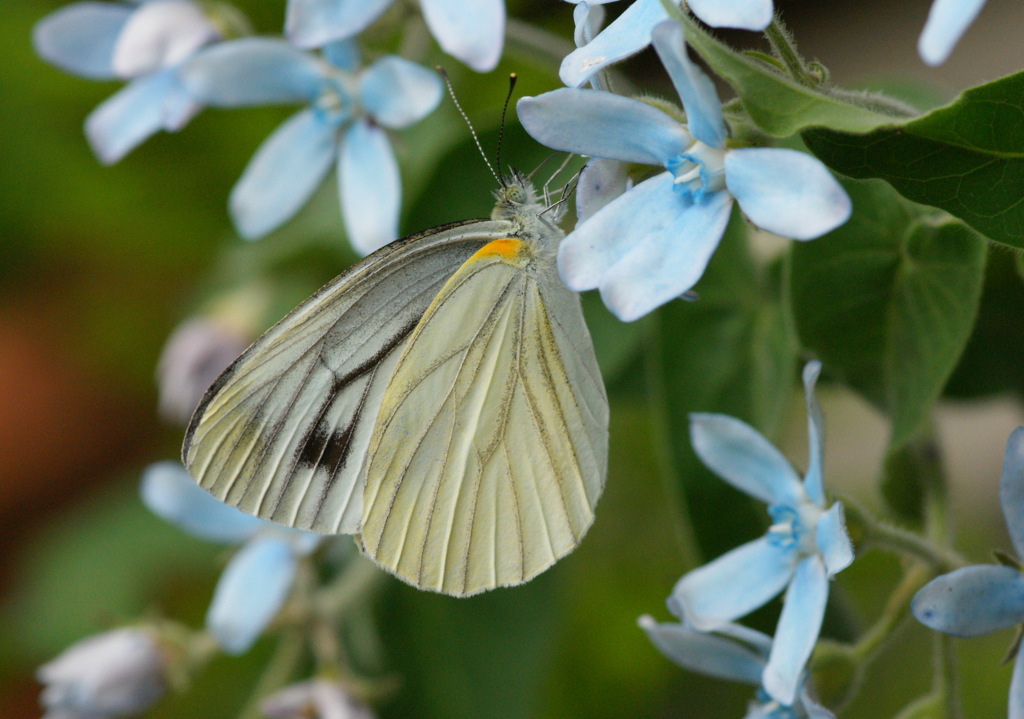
32,0,462,254
33,0,226,164
180,39,442,252
642,362,853,713
521,20,850,321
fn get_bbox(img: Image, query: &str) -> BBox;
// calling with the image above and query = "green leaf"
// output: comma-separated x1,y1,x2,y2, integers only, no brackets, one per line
803,71,1024,249
791,179,986,448
880,433,946,523
668,10,896,137
653,210,799,558
942,245,1024,399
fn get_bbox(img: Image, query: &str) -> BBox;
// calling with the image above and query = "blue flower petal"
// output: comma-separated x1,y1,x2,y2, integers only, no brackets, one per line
1012,643,1024,719
1001,427,1024,558
33,2,132,80
360,57,442,129
421,0,504,72
230,109,337,239
599,188,733,321
688,0,773,31
763,555,828,706
713,622,774,656
912,565,1024,637
559,174,677,293
286,530,322,557
85,69,199,164
918,0,987,65
689,413,804,506
181,38,326,106
802,360,826,506
518,89,689,166
801,687,838,719
724,148,851,240
650,20,725,149
670,535,797,631
339,120,399,254
322,39,360,71
815,503,853,576
140,462,264,543
286,0,393,49
111,0,218,77
638,616,765,684
559,0,669,87
206,537,298,654
575,158,630,225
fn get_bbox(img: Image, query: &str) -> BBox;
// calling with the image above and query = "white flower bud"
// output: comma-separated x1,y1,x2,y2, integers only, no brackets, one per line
37,628,166,717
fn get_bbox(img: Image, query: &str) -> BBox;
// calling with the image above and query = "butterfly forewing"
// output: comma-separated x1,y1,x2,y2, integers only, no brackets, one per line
360,236,609,596
182,220,514,534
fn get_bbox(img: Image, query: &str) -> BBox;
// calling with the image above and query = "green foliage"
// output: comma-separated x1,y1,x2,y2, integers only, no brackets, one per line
791,179,986,448
672,10,896,137
804,71,1024,248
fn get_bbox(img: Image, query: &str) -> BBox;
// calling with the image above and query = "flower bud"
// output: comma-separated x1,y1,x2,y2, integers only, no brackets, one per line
38,627,167,717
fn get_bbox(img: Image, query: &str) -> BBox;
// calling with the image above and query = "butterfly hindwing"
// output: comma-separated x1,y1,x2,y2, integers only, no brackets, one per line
360,236,609,596
182,219,515,534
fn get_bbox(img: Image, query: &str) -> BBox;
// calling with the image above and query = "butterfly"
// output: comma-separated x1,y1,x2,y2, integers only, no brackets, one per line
182,171,609,597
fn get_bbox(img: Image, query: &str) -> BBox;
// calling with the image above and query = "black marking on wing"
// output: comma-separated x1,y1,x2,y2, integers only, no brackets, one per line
285,313,419,490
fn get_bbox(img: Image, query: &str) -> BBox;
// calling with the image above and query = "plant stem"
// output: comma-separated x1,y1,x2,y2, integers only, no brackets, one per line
842,499,965,573
850,563,930,663
314,555,384,618
763,19,814,86
237,629,306,719
936,632,962,719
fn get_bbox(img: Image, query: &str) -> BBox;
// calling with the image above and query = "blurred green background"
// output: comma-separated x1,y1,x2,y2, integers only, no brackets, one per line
3,1,1024,717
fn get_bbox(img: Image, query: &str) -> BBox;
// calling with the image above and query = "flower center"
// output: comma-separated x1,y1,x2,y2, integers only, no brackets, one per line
767,501,823,557
313,75,355,126
664,140,726,202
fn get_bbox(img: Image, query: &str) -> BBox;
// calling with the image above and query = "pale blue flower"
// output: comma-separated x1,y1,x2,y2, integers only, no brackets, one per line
285,0,505,72
918,0,989,65
141,462,320,655
33,0,222,163
520,20,850,321
560,0,773,88
38,627,167,718
912,426,1024,719
668,362,853,706
639,618,834,719
181,39,442,253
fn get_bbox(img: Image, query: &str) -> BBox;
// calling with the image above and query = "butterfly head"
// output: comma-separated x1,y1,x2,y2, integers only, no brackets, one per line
491,169,541,221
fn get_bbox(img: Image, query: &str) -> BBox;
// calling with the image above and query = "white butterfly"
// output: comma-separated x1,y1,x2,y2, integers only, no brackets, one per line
183,172,609,596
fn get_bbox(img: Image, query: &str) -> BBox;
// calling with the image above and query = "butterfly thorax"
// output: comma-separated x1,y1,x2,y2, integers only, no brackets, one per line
490,172,562,258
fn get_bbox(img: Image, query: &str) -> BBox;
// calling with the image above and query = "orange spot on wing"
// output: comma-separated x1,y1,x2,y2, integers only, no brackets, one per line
470,239,525,263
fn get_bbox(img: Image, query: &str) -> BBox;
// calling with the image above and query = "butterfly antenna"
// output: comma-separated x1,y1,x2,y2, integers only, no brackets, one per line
437,66,501,185
495,73,518,181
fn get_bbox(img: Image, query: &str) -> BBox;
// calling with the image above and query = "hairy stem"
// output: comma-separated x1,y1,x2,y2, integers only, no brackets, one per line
843,499,966,573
